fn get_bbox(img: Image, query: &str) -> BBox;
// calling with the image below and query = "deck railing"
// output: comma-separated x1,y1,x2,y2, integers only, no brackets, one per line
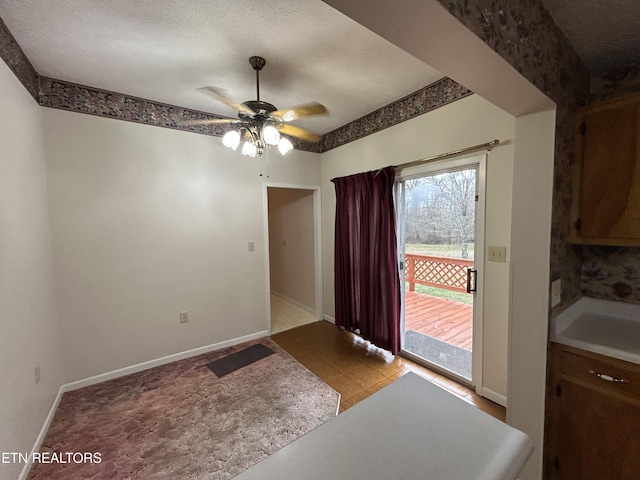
405,253,474,294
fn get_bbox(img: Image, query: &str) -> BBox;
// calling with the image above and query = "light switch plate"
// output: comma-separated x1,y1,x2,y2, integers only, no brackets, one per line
487,246,507,262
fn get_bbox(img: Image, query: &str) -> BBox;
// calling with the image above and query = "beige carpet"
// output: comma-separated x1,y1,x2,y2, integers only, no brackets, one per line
28,338,339,480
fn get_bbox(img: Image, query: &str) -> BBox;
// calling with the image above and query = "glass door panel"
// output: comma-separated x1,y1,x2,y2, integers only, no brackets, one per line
398,165,478,382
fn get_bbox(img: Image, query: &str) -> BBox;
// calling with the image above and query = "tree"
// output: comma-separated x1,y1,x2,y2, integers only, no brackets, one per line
402,168,476,258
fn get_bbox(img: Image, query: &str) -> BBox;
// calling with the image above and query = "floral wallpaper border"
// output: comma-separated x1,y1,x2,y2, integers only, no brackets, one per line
320,78,472,152
1,14,471,155
36,75,470,154
0,15,38,100
39,77,238,139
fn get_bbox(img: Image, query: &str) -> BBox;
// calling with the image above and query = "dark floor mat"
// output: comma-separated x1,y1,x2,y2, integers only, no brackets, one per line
404,330,471,380
206,343,275,377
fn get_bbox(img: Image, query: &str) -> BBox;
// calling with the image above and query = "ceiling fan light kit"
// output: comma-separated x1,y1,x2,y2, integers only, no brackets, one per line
185,56,327,158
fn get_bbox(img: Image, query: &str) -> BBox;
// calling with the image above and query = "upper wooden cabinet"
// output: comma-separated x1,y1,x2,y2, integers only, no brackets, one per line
570,93,640,245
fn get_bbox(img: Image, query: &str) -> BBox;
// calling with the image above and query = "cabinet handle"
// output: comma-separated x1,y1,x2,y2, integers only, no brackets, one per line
589,369,629,384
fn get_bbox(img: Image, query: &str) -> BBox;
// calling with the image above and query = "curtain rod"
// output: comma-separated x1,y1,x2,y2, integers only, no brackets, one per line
395,139,500,170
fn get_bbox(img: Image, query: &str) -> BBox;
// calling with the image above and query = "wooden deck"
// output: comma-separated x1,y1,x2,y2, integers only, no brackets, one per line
404,291,473,351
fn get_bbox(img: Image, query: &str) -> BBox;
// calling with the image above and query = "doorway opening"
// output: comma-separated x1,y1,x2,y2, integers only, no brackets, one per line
265,185,323,333
396,156,485,385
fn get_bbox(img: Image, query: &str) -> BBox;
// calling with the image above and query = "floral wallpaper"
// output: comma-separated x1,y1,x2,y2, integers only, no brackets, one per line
579,68,640,307
583,246,640,305
439,0,590,106
438,0,592,312
436,1,640,310
591,63,640,99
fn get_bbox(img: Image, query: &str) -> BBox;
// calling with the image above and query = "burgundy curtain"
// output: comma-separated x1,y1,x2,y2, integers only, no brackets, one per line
332,166,401,354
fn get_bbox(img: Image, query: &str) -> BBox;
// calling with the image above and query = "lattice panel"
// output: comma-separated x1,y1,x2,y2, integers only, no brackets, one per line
415,260,466,288
405,254,474,294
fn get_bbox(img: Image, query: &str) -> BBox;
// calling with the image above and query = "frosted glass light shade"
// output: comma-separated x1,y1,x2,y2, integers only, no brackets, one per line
277,137,294,155
263,125,280,146
222,130,241,150
242,141,257,157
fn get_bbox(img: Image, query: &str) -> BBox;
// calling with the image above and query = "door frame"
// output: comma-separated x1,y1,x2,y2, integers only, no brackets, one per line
262,182,323,334
395,154,486,393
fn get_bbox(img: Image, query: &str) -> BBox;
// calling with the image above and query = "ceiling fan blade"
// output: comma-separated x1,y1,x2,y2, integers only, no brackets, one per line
179,118,243,126
271,102,328,121
198,86,255,116
277,123,323,143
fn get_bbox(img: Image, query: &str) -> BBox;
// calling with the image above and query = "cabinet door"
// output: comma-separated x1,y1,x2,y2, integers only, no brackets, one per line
579,100,640,240
552,380,640,479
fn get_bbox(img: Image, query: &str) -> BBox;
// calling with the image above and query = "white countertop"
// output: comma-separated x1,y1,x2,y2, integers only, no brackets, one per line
551,297,640,364
233,372,532,480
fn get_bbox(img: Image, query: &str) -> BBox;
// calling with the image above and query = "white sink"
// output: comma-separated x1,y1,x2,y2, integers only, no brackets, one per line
551,297,640,364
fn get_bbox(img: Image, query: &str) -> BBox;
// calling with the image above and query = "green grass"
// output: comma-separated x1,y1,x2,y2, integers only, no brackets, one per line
406,283,473,304
405,243,474,259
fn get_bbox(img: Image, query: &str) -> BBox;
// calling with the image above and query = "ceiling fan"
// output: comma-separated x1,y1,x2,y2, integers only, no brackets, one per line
183,56,328,157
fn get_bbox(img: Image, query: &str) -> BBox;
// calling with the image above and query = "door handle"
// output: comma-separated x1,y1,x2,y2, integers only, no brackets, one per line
466,268,477,293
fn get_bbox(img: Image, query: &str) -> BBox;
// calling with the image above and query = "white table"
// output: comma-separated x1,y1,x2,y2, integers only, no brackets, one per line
234,372,532,480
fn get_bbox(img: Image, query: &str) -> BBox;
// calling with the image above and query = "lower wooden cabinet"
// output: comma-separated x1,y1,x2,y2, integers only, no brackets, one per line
545,343,640,479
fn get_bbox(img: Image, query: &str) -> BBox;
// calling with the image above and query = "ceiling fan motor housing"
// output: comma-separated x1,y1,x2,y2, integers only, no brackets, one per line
188,54,324,146
239,100,278,121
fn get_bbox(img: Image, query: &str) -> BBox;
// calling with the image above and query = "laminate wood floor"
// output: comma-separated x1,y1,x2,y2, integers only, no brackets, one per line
271,320,506,421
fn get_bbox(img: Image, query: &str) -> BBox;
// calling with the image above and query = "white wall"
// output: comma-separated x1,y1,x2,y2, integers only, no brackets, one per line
268,188,316,309
320,94,516,399
507,109,556,479
42,108,321,382
0,62,65,480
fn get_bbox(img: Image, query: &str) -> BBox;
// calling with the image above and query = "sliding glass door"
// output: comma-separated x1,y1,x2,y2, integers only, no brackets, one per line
396,155,485,386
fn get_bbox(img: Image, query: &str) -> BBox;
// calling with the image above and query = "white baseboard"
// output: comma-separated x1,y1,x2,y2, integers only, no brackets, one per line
270,290,315,315
20,330,269,480
480,386,507,407
18,388,65,480
323,314,335,324
62,330,268,392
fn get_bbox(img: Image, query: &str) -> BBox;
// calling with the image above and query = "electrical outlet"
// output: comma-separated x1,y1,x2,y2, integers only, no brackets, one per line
551,279,562,307
487,246,507,262
179,311,189,324
35,366,41,384
248,241,255,252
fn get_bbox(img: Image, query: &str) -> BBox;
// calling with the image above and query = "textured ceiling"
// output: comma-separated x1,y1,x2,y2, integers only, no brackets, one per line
542,0,640,77
1,0,638,135
0,0,444,135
